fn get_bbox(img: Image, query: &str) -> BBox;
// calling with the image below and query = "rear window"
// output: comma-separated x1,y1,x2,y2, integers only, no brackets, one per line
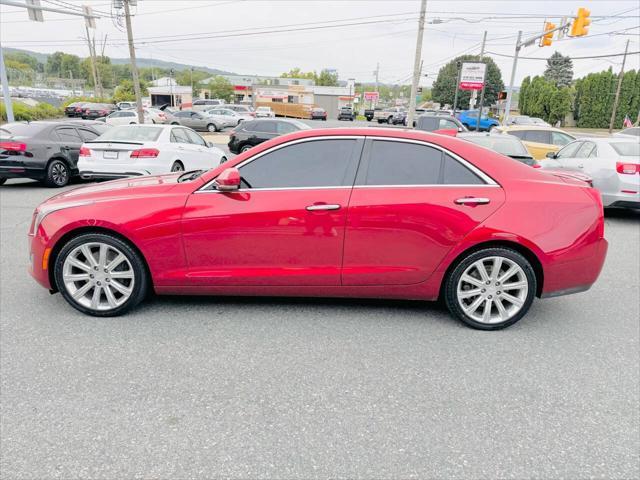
611,142,640,156
462,135,530,157
0,122,50,137
93,126,162,142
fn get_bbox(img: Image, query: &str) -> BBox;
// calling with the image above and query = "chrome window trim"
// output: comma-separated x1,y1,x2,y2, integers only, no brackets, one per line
197,134,499,193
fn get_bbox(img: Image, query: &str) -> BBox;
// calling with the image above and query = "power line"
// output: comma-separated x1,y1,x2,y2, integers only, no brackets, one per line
486,50,640,60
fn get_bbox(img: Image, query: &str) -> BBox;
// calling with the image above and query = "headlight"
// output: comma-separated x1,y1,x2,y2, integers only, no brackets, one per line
30,200,95,235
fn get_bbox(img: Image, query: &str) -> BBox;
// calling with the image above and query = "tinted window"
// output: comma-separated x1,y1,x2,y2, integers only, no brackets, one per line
170,128,190,143
253,121,277,134
366,140,442,186
96,126,162,142
277,122,297,134
416,117,439,131
185,129,206,146
174,111,189,118
557,141,582,158
55,127,82,143
0,122,50,138
508,130,526,140
239,139,357,188
77,128,99,141
462,135,529,157
523,130,550,144
551,131,573,146
193,100,204,105
442,154,484,184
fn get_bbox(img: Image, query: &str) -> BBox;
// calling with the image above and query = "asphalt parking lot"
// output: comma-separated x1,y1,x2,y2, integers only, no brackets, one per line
1,157,639,477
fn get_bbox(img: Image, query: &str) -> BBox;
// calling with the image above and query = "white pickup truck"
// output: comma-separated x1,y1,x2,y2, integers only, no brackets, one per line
373,106,406,124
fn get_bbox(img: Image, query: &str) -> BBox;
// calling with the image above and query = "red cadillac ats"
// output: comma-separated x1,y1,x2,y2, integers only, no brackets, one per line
28,128,608,329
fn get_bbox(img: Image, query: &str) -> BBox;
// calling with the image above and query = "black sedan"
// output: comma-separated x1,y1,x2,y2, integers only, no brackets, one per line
227,119,310,154
64,102,89,117
0,121,110,187
82,103,116,120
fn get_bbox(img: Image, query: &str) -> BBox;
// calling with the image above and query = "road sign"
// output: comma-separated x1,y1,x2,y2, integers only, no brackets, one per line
364,91,379,102
459,62,486,91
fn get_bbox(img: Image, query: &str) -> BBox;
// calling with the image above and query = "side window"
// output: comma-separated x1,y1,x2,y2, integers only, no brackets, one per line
254,121,277,133
78,128,99,141
576,142,596,158
170,128,190,143
277,122,297,134
109,112,122,118
193,100,204,106
508,130,526,140
238,139,358,189
524,130,550,144
439,119,458,130
185,129,206,146
417,117,438,131
442,154,484,185
365,140,442,186
556,141,582,158
551,131,573,146
55,127,82,143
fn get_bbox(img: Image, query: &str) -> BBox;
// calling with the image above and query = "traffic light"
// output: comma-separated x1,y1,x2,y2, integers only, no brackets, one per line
541,22,556,46
571,7,591,37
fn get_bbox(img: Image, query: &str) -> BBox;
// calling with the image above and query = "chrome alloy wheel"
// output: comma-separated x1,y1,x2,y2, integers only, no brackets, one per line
456,256,528,324
62,242,135,311
51,162,68,185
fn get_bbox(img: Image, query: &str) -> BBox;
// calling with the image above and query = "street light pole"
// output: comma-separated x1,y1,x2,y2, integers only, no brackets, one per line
123,0,144,123
407,0,427,128
452,61,461,116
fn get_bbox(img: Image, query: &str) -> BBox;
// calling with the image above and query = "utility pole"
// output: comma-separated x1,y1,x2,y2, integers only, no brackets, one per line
470,31,487,112
123,0,144,123
475,30,488,131
609,39,630,134
84,24,100,98
452,61,461,116
0,45,14,122
503,30,522,125
407,0,427,128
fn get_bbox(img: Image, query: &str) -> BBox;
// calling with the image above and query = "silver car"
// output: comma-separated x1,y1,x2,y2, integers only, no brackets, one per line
541,137,639,209
172,110,222,132
204,108,252,128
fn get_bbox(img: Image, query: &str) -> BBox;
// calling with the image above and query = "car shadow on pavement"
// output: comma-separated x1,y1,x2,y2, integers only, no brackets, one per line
604,208,639,221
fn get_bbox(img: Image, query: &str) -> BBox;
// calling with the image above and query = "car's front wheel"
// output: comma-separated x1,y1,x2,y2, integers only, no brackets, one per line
444,248,536,330
207,123,218,132
54,233,148,316
240,144,253,153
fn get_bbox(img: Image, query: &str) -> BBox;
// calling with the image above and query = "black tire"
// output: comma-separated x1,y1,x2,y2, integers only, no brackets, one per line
0,178,6,185
377,119,383,124
44,159,70,187
171,122,179,125
171,161,184,172
240,144,252,153
443,247,537,330
54,233,149,317
387,116,394,124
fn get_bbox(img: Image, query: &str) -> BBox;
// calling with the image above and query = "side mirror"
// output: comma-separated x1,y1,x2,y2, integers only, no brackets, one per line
214,167,241,191
458,127,463,132
546,152,557,159
206,141,214,148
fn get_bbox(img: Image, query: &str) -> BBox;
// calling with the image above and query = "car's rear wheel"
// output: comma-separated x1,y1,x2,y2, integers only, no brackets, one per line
219,156,227,164
54,233,148,316
171,161,184,172
444,248,536,330
207,123,218,133
44,159,70,187
240,144,252,153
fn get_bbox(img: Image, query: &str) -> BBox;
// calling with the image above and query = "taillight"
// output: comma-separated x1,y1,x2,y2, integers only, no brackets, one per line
616,162,640,175
532,164,541,169
79,146,91,157
0,141,27,152
130,148,160,158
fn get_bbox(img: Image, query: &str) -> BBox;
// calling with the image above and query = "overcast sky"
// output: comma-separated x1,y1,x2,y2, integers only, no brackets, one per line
1,0,638,86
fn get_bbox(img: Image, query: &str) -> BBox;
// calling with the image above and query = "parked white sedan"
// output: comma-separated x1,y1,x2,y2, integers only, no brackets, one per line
105,110,152,126
204,108,253,128
78,125,226,180
255,106,275,118
540,137,639,209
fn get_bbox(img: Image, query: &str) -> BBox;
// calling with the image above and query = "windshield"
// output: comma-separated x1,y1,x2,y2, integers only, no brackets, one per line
611,142,640,156
463,135,530,156
92,125,162,142
287,120,311,130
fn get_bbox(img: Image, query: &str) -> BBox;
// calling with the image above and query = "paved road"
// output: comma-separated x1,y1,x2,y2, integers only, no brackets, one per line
1,179,638,478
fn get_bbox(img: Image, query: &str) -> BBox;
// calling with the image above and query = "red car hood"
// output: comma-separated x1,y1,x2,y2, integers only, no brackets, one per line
44,173,190,205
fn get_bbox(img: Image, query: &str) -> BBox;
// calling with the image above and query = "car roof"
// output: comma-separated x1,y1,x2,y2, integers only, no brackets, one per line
499,125,567,133
418,114,457,120
580,136,638,144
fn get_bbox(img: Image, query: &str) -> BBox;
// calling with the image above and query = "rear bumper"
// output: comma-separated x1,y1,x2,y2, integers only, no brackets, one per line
608,200,640,210
0,165,46,180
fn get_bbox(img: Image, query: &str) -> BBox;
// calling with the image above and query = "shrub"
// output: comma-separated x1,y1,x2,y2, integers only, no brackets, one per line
1,101,62,122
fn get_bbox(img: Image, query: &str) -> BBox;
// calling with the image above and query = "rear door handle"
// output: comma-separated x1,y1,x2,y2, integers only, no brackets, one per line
455,197,490,205
306,204,341,211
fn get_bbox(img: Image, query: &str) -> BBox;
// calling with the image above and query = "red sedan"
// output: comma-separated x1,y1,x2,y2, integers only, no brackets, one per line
28,128,608,330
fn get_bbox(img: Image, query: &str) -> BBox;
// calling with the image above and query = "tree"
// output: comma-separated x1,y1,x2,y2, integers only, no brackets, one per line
519,76,530,114
431,55,504,109
46,51,82,79
280,68,315,80
176,69,211,96
206,75,234,101
315,69,338,86
113,78,148,103
5,52,41,72
519,75,573,125
544,51,573,88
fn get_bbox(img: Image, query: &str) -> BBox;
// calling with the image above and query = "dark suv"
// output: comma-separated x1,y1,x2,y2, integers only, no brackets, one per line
337,107,355,121
227,119,310,154
0,121,110,187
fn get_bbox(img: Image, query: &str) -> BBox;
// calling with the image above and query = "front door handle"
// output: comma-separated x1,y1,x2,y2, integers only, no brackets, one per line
306,204,341,211
455,197,490,205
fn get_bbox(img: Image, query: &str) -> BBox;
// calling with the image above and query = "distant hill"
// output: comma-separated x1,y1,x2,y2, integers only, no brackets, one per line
4,47,236,76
